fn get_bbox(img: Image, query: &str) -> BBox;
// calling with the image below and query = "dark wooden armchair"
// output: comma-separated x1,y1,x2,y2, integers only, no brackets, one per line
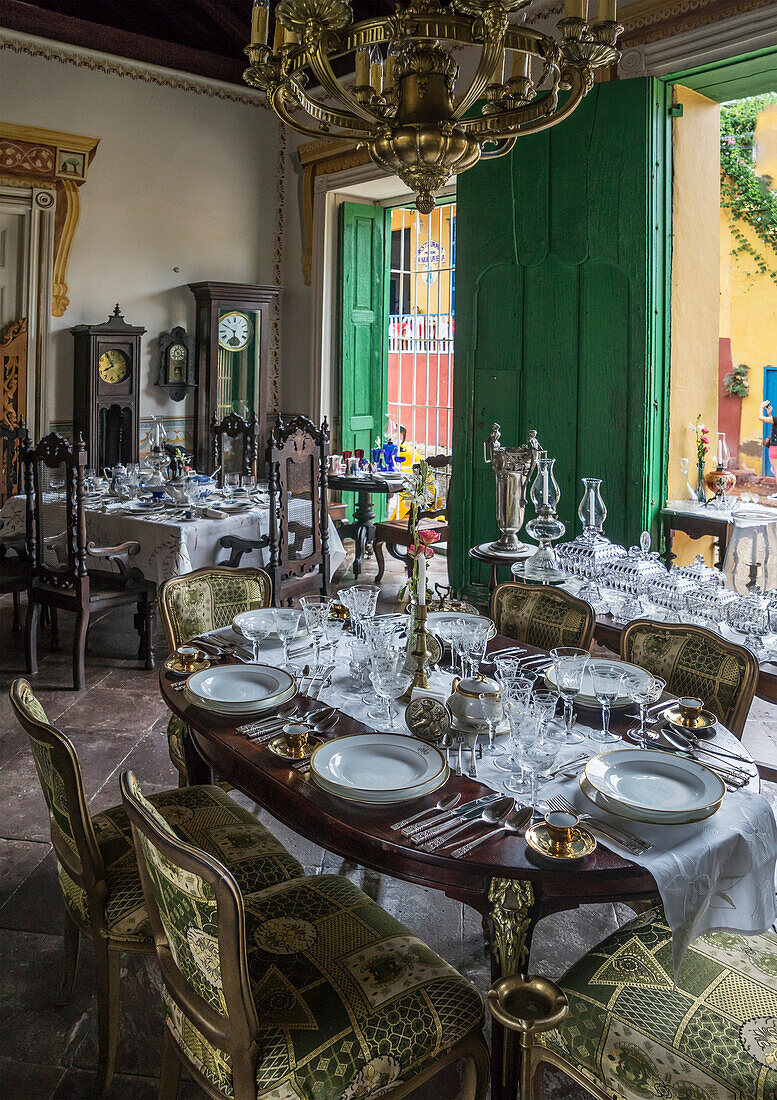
373,452,451,582
0,415,31,630
211,411,257,488
220,415,330,605
24,432,157,690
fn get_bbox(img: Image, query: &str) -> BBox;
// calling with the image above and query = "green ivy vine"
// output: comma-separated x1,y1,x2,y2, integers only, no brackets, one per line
720,93,777,286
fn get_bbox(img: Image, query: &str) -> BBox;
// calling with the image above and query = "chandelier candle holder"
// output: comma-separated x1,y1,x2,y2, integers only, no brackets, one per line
244,0,621,213
523,451,567,583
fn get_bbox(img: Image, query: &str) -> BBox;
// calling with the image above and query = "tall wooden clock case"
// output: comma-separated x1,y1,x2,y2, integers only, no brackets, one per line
71,305,145,470
188,282,280,473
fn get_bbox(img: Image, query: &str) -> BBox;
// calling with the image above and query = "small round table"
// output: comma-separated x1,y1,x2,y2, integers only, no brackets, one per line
469,542,532,598
327,473,403,578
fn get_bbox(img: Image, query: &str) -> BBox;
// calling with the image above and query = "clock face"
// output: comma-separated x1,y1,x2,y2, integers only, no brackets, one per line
218,311,252,351
98,348,131,384
167,343,187,382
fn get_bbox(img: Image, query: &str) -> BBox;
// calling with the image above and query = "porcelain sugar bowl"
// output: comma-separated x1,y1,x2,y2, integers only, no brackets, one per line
446,674,502,730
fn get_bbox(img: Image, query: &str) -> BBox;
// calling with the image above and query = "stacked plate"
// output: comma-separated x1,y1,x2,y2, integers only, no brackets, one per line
545,658,652,708
582,748,725,824
310,733,448,804
184,664,296,716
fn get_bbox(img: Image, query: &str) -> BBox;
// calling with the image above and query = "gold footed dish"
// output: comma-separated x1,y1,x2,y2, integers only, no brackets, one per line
164,654,211,675
525,822,596,861
267,734,324,761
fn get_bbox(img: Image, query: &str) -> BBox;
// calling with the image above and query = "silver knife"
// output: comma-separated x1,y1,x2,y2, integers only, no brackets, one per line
402,793,501,837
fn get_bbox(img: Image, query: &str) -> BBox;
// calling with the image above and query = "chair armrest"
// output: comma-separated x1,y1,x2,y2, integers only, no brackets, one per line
487,975,568,1037
219,533,269,568
87,540,140,578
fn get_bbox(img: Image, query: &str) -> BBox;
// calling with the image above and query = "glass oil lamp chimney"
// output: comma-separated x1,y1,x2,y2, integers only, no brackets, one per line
523,451,567,583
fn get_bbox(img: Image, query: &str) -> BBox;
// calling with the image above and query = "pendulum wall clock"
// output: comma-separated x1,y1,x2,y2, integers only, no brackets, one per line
71,305,146,471
188,281,280,473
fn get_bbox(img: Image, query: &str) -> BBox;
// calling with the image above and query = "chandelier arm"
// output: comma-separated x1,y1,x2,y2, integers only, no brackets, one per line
270,85,371,141
304,42,382,126
288,77,378,136
458,66,587,138
480,136,518,159
451,35,509,122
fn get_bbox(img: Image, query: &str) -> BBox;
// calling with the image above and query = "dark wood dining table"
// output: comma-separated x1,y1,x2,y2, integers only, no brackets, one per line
162,636,665,1100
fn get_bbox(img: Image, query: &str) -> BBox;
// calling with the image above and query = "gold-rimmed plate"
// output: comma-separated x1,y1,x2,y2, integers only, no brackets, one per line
585,748,725,817
579,772,723,826
525,822,596,861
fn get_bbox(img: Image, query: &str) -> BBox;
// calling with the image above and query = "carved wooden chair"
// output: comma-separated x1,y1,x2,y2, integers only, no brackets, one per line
221,415,330,606
373,453,451,583
620,619,758,740
121,768,490,1100
490,581,595,653
9,678,304,1097
158,566,273,785
23,431,157,690
211,411,257,489
0,414,30,630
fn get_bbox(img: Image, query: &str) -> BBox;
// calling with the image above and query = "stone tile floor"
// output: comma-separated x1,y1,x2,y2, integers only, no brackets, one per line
1,547,775,1098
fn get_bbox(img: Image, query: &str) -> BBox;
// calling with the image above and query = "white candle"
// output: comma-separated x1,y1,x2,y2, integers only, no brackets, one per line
370,47,383,93
511,50,531,80
589,495,596,528
272,18,284,51
542,467,549,505
251,0,269,45
717,435,725,467
418,553,426,606
355,47,370,86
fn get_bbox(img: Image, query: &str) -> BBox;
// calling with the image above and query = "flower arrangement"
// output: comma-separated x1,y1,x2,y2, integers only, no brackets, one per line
400,459,436,605
689,415,710,467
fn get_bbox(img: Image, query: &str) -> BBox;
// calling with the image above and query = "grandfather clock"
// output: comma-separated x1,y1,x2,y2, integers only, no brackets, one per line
188,282,280,473
71,305,145,471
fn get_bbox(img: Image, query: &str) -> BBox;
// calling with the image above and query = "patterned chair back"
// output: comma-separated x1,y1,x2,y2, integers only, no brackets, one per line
620,620,758,740
490,582,595,652
120,770,260,1097
23,431,88,591
158,566,273,651
9,678,104,898
211,412,257,490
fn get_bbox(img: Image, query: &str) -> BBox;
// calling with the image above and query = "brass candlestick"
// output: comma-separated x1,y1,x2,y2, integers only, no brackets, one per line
401,601,431,701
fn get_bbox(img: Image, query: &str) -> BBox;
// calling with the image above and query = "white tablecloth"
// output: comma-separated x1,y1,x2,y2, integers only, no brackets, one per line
0,496,345,586
309,659,777,975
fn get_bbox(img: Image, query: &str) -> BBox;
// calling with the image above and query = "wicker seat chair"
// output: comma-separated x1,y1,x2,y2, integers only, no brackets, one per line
9,678,303,1097
121,768,490,1100
489,904,777,1100
620,620,758,740
158,566,273,784
490,582,595,652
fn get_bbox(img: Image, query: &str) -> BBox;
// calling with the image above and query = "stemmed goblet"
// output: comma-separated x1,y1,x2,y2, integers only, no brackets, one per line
273,608,301,670
549,647,589,746
493,677,535,773
241,610,275,662
299,595,333,667
458,618,492,678
479,693,506,758
589,663,624,743
370,664,413,730
624,673,665,748
339,584,380,640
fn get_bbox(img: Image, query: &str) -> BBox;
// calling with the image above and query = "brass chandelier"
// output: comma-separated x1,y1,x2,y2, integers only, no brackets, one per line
244,0,621,213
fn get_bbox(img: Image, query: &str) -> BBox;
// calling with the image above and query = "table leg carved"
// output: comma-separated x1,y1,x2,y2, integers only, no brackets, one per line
487,878,540,1100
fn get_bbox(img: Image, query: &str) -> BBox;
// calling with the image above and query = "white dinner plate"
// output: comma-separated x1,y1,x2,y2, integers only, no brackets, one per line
310,733,446,800
579,773,722,825
233,610,308,642
185,664,296,714
545,659,652,707
123,501,164,514
423,611,497,641
312,767,449,805
585,748,725,816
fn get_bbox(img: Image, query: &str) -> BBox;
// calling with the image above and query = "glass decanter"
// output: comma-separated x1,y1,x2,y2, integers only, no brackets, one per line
523,451,566,583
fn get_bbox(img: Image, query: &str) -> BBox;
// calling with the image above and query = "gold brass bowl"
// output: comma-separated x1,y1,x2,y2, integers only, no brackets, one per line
165,651,210,675
525,821,596,861
487,974,569,1036
267,733,323,761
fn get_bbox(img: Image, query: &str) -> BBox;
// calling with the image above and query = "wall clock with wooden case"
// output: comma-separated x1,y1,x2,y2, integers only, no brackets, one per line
71,305,145,471
188,281,280,472
157,326,195,401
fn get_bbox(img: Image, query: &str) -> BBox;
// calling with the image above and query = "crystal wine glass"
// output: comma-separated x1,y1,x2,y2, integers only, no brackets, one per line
367,653,402,718
347,638,371,696
549,647,589,745
299,595,333,667
322,613,345,659
624,673,665,748
458,618,491,678
479,693,505,757
224,472,240,500
531,688,559,736
272,608,301,670
497,696,535,785
493,655,526,688
589,662,624,743
370,665,413,730
339,584,380,640
241,610,275,662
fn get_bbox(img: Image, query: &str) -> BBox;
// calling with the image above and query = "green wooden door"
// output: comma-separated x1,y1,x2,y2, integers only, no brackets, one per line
452,78,670,599
338,201,389,519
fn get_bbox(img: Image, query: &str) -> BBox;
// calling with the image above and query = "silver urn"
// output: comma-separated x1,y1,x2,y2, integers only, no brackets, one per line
483,423,541,554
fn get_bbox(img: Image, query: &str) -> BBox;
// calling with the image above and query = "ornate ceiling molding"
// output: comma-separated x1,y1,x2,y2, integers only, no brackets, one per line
296,139,371,286
0,121,99,316
619,0,777,46
0,30,266,109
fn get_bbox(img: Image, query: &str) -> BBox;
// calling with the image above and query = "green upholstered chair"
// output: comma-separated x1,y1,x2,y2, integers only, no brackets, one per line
158,566,273,784
121,769,491,1100
489,904,777,1100
620,620,758,740
10,678,303,1097
490,582,595,653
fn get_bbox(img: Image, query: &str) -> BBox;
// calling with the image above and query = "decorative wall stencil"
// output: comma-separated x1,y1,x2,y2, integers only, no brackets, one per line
0,317,27,431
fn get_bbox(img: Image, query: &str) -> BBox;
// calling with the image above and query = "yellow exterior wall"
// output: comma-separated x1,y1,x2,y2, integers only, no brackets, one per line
719,208,777,474
668,87,721,564
390,205,454,315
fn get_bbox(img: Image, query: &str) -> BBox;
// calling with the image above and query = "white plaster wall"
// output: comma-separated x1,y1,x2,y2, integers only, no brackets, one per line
0,44,279,438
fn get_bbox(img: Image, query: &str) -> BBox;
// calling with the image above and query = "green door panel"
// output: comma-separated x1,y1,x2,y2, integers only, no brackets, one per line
452,78,670,600
338,201,389,521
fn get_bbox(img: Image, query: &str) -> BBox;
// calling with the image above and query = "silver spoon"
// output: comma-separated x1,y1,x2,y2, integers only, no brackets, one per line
391,792,462,832
659,727,752,775
420,798,513,852
451,806,531,858
657,729,750,784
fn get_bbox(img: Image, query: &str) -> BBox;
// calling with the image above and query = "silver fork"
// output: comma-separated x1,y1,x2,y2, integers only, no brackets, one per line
546,794,652,855
468,735,479,779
